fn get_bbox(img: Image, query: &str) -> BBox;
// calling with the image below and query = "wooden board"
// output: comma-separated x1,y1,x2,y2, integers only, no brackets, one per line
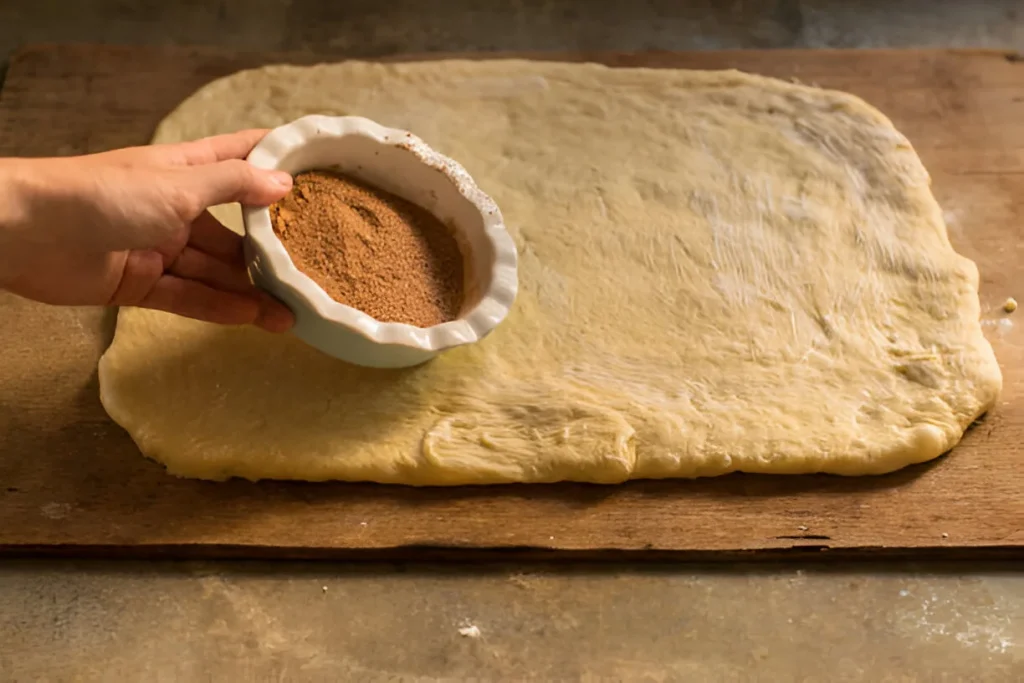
1,44,1022,560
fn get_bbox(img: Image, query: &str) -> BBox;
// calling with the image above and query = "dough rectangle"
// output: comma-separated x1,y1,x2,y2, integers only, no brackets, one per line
98,58,1001,485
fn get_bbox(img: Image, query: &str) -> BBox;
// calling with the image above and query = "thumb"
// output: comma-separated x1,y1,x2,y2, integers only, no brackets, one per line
183,160,293,209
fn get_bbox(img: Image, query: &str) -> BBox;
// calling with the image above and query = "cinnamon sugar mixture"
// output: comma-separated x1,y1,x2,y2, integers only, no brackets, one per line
270,170,465,327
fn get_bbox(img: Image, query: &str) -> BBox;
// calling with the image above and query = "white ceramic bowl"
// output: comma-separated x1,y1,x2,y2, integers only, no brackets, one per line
241,115,518,368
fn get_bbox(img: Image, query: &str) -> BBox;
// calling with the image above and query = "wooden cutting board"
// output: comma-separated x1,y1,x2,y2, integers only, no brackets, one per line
0,44,1021,560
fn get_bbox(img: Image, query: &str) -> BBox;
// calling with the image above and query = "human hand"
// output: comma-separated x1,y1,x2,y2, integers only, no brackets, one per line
0,130,295,332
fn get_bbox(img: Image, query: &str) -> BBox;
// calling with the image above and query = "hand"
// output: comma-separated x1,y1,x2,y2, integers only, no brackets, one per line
0,130,295,332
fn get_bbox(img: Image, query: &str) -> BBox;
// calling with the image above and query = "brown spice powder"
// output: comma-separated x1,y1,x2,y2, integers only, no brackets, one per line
270,170,465,328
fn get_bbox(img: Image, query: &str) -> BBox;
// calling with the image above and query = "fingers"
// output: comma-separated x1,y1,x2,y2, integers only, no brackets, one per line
138,275,263,326
90,129,269,167
164,235,296,331
171,129,273,166
169,246,253,294
253,291,296,333
136,275,294,332
108,250,166,307
180,159,293,209
112,246,295,332
189,211,244,260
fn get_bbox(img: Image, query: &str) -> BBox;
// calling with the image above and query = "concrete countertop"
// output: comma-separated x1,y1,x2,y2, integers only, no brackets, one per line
2,560,1022,680
0,0,1021,679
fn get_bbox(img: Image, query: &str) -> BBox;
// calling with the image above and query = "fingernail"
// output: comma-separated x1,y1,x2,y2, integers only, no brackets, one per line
270,171,293,189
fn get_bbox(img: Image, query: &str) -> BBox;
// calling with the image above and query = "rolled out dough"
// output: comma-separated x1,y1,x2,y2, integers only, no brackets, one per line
97,60,1002,485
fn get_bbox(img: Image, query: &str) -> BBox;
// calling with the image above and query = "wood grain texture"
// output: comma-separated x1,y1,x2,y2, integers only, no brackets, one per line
0,44,1022,559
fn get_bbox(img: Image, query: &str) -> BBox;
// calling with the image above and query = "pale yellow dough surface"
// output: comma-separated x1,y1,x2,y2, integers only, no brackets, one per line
97,60,1002,484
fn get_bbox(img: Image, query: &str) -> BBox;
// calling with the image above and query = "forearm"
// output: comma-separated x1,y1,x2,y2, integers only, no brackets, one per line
0,159,39,286
0,157,105,291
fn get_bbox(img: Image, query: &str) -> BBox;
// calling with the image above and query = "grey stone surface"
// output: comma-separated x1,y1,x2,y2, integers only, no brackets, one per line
1,560,1022,681
0,0,1022,63
1,0,1023,680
